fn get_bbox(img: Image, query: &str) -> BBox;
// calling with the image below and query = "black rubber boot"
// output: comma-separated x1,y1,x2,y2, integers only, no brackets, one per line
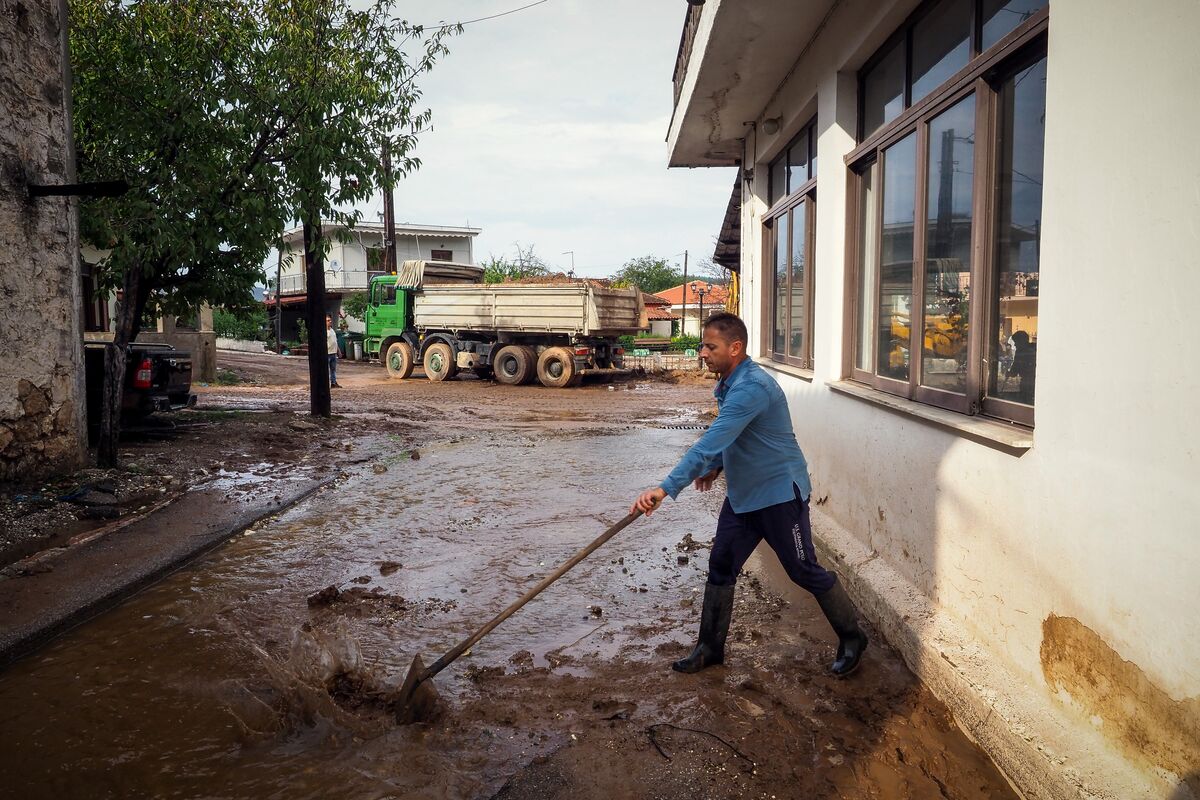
815,579,868,677
672,581,735,673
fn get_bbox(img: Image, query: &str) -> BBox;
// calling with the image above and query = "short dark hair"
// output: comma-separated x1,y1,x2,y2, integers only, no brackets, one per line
703,312,748,346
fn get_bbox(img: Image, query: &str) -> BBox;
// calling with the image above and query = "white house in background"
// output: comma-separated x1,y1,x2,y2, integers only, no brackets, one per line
268,220,481,339
669,1,1198,799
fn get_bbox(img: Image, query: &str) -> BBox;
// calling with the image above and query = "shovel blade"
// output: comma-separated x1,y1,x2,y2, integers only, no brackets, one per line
394,653,440,725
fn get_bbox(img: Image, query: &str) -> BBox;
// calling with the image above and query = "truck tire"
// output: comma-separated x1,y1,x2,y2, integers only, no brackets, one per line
493,345,534,386
537,346,580,388
424,342,457,382
384,341,416,380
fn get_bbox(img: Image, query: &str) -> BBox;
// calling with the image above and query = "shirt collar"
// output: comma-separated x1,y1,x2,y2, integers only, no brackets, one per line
716,357,751,397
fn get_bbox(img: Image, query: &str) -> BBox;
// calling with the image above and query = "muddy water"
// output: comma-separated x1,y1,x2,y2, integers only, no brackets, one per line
0,426,720,799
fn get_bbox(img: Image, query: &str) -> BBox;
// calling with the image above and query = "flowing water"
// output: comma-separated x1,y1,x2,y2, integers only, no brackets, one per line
0,425,721,799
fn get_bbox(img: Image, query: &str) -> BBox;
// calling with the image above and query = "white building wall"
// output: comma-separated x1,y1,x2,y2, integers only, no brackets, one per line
730,1,1199,797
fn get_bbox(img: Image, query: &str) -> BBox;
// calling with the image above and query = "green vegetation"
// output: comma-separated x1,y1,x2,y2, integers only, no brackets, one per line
342,291,369,321
214,368,242,385
610,256,683,295
669,334,701,352
213,307,269,341
482,244,549,284
72,0,457,460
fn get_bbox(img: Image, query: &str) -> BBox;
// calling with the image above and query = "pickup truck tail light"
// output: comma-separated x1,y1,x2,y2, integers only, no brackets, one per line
133,357,153,389
573,346,592,356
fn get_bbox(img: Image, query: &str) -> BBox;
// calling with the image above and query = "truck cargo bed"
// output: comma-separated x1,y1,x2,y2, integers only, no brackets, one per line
414,283,644,337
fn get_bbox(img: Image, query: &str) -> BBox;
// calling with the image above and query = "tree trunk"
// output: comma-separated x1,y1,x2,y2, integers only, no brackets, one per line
97,265,151,467
304,216,331,417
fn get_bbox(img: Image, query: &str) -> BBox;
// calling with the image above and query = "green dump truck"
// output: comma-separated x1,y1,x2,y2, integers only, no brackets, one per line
363,260,646,388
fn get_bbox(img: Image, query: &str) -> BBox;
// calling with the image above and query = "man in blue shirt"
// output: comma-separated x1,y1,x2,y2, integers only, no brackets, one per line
632,312,867,676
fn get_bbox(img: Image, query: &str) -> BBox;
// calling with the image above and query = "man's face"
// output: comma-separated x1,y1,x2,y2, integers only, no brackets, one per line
699,327,743,373
326,317,333,329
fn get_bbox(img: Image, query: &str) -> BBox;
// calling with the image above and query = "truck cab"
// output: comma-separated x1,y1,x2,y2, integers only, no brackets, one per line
363,275,411,363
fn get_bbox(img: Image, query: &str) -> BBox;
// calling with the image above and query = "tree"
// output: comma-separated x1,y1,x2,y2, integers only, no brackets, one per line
72,0,455,464
611,256,683,295
482,243,549,284
341,291,369,322
695,256,731,285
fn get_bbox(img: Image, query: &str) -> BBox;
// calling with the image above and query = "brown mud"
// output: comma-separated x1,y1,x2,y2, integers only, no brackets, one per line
0,352,1016,799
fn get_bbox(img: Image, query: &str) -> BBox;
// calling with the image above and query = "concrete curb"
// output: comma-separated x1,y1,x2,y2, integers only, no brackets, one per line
0,477,332,668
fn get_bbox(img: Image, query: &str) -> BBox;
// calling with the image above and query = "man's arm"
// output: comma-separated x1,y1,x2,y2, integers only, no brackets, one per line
658,382,763,500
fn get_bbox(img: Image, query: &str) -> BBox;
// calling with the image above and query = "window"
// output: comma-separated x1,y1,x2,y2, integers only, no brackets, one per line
430,249,453,261
848,2,1047,426
768,119,818,208
765,117,818,368
859,0,1047,140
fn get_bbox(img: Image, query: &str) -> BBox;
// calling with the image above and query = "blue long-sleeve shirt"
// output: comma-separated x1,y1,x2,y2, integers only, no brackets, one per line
660,358,812,513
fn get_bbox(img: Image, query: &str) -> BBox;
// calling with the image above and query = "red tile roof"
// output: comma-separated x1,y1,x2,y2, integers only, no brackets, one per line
646,305,675,320
656,281,729,306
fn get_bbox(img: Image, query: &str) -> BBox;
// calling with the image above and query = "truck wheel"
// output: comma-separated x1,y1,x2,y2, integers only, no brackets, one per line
424,342,457,382
537,347,579,388
517,346,538,384
493,345,534,386
385,341,415,379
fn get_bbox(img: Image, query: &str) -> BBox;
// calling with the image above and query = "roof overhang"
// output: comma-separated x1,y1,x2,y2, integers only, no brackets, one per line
713,171,742,271
667,0,838,167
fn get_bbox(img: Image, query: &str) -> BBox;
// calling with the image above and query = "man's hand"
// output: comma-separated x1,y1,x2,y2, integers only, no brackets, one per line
631,487,667,516
693,468,722,493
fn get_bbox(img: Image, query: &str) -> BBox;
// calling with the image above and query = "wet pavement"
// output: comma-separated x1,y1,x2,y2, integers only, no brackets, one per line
0,357,1018,799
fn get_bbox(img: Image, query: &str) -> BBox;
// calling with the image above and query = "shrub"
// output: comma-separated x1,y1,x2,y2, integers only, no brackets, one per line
669,334,701,352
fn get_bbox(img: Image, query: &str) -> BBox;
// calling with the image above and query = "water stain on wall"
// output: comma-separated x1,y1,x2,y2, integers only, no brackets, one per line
1040,614,1199,793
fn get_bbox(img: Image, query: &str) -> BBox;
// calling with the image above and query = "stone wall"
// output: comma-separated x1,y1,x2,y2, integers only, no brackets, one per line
0,0,86,481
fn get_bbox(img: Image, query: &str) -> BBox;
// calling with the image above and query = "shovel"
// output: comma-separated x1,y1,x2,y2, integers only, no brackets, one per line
394,504,654,724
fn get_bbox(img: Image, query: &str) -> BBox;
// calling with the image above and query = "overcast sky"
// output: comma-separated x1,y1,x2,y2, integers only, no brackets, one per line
369,0,735,278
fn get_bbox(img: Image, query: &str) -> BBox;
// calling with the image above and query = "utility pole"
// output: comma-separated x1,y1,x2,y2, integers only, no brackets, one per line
274,243,283,353
382,138,397,274
680,249,688,337
562,250,575,277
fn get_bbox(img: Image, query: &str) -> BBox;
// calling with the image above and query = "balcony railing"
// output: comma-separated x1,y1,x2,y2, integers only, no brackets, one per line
672,4,704,108
277,270,387,296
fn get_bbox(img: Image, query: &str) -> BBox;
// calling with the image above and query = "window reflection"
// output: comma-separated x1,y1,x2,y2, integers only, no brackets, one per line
770,158,787,206
921,94,975,394
911,0,972,104
878,133,917,381
863,41,906,137
789,207,807,360
773,221,788,353
981,0,1046,50
856,165,878,372
990,57,1045,406
787,131,810,192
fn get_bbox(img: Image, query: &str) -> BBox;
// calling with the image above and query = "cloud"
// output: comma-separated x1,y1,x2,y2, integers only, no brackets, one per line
369,0,735,277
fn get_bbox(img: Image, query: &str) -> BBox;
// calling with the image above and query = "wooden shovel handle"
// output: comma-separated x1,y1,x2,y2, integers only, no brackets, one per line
419,507,649,683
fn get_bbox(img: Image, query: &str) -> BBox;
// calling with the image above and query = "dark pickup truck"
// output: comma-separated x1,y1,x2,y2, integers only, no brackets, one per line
84,342,196,439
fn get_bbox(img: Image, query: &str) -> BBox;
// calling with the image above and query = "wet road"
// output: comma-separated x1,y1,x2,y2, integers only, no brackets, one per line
0,422,726,798
0,372,1017,799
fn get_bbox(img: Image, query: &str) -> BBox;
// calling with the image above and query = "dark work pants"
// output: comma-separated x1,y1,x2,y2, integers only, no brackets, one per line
708,485,836,595
328,354,338,386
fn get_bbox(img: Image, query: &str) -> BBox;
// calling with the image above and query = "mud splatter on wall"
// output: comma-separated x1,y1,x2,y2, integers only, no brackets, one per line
1041,614,1199,793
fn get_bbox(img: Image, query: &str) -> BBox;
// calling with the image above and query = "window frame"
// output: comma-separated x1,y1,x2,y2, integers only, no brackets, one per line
845,6,1047,426
762,184,817,370
762,117,819,369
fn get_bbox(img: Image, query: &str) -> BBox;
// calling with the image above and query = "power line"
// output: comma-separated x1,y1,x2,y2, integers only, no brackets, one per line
420,0,550,30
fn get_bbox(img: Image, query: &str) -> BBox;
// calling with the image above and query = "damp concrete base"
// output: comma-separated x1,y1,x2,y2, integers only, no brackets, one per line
801,504,1182,800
